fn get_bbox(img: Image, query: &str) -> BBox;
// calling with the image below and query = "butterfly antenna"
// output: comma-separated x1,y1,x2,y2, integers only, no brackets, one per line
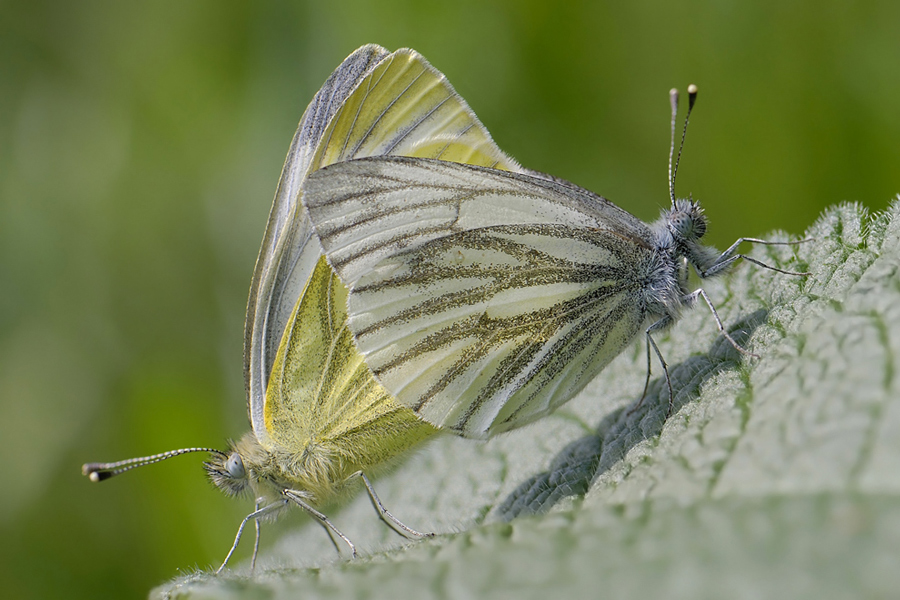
668,88,679,205
82,447,224,482
669,84,698,206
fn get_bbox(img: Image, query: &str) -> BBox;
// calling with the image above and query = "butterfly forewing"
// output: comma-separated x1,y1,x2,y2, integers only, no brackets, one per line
303,158,658,437
313,49,519,170
304,157,653,286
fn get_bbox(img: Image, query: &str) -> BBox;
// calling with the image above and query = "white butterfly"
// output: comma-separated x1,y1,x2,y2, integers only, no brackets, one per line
302,87,808,439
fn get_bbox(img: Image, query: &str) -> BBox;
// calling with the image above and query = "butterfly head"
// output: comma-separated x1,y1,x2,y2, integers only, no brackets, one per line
667,198,707,244
204,448,250,496
660,197,725,277
204,433,270,497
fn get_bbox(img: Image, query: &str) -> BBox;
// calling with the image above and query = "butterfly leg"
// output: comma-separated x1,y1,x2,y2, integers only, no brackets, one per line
250,499,261,572
627,334,655,415
216,500,285,574
648,328,675,416
687,288,759,359
321,522,344,555
628,316,674,416
283,489,358,558
701,237,811,279
350,471,434,540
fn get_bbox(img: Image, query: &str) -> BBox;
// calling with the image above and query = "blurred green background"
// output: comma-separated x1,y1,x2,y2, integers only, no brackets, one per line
1,1,898,598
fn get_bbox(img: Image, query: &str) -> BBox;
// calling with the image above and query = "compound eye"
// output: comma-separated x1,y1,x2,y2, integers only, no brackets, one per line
225,453,246,479
693,215,707,238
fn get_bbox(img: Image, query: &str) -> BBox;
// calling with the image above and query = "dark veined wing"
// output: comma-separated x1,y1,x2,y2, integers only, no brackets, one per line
245,46,520,447
303,158,657,438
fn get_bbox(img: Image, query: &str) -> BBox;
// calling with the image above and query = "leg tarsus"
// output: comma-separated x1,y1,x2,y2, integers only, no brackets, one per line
350,471,433,540
283,490,358,559
627,336,655,416
250,500,261,572
216,501,283,575
694,288,759,359
646,333,675,417
628,317,675,417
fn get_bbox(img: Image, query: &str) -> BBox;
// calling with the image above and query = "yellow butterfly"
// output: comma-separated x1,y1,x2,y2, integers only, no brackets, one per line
83,44,521,572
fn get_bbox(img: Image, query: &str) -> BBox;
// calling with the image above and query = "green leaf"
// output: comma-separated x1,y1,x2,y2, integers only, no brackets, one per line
153,200,900,600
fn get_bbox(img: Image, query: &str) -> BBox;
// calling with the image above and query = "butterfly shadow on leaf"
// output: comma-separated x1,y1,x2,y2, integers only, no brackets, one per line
495,308,769,521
